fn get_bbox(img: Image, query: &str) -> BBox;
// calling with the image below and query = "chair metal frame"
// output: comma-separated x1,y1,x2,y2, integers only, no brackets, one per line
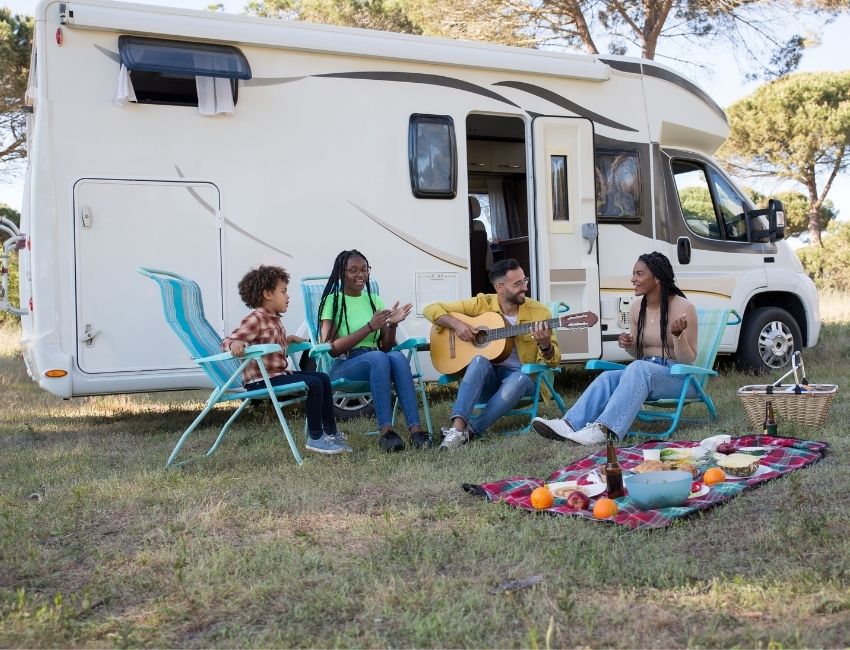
139,267,310,467
300,275,433,436
585,308,741,440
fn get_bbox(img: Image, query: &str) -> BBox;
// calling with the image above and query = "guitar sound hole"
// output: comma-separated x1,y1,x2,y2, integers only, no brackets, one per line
472,328,488,347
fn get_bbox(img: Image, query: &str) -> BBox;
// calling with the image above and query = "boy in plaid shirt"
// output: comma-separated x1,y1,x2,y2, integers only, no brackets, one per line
222,265,351,455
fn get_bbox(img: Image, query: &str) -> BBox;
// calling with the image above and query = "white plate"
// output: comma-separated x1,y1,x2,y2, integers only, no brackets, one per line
737,446,769,456
547,480,607,499
688,484,710,498
720,463,773,480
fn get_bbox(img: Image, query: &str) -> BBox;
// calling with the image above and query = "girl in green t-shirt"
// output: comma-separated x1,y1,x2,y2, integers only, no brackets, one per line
318,250,430,452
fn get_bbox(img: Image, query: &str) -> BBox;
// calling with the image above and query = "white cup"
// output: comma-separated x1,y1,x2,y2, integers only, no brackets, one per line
642,449,661,461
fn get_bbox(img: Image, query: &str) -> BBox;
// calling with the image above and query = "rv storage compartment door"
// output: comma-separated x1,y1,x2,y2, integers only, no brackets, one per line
74,179,222,374
532,117,601,361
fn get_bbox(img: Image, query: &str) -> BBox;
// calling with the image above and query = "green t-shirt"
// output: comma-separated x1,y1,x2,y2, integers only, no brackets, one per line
320,291,386,348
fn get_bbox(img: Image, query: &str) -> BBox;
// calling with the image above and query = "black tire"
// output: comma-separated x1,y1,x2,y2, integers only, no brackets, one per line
736,306,802,374
333,395,375,421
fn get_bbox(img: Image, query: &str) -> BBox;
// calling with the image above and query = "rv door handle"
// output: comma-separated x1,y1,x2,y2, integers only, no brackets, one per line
80,324,100,346
81,205,93,229
677,236,691,265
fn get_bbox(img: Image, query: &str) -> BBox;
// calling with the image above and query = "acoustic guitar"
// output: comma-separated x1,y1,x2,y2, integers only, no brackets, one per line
429,310,599,375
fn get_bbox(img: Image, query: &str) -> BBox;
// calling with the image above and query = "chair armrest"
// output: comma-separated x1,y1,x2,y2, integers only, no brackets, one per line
438,373,461,386
196,343,282,364
392,337,428,352
585,359,627,371
728,309,742,326
520,362,560,374
288,341,311,354
308,343,332,358
669,363,718,377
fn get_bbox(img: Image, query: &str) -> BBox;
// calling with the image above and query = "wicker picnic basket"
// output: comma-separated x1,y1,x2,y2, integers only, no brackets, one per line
737,384,838,428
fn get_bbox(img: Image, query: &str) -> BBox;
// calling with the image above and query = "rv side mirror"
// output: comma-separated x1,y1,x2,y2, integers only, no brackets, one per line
768,198,785,241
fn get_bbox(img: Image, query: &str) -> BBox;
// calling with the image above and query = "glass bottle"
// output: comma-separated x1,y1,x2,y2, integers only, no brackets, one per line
605,436,625,499
761,400,778,443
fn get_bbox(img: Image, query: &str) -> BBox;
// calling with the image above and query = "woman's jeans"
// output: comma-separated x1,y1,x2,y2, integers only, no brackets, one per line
564,359,698,439
451,355,534,435
245,370,336,440
331,348,422,430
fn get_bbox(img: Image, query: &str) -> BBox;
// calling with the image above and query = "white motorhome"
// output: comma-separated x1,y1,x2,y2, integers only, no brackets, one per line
12,0,820,403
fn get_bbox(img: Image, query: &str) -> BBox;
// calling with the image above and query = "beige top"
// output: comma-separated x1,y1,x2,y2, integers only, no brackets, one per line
625,295,697,364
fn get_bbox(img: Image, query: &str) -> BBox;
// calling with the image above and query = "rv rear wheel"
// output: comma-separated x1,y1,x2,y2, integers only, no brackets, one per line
333,395,375,421
736,306,801,374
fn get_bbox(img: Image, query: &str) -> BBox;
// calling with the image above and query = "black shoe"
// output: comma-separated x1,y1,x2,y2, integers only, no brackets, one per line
378,430,405,452
410,430,432,449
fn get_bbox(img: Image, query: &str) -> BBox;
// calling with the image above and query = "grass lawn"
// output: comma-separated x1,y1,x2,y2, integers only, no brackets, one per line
1,297,849,648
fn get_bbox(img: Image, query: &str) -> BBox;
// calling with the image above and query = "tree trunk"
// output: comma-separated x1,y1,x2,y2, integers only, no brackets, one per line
806,177,823,247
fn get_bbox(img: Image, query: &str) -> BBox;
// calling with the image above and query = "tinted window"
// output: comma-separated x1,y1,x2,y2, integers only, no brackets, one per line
408,114,457,199
596,150,640,220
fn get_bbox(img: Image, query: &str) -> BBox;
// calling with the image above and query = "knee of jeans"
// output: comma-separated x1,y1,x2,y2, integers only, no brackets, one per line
501,373,533,399
386,350,408,367
363,350,391,371
468,355,491,371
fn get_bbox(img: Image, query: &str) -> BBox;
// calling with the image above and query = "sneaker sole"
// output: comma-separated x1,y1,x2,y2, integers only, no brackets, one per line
531,420,568,442
306,445,345,455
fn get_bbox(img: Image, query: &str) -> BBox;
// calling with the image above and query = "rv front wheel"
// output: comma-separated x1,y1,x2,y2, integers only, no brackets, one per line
737,306,801,374
333,395,376,421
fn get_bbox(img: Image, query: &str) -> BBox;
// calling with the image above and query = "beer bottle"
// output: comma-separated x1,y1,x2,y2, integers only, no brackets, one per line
605,435,625,499
762,401,778,440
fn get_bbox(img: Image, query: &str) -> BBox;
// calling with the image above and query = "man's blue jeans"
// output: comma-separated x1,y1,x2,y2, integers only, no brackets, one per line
451,355,534,435
563,359,697,439
331,348,421,430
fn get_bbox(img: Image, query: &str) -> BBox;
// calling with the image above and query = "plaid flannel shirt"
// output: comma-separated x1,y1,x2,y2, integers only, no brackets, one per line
221,307,289,385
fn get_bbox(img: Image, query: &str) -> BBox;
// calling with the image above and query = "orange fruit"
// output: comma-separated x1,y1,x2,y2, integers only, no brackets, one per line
703,467,725,486
593,497,619,519
530,486,554,510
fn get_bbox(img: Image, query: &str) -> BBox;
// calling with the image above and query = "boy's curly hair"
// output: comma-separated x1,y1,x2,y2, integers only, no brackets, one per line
238,265,290,308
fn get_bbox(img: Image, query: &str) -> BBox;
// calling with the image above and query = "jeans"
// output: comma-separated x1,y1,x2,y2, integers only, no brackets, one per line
331,348,422,430
451,355,534,435
563,359,698,439
245,370,337,440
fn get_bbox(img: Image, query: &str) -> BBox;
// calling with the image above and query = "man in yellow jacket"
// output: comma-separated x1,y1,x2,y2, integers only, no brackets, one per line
423,258,561,450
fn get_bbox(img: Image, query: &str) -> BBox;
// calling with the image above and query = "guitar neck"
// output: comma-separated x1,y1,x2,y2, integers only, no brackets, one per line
486,317,570,342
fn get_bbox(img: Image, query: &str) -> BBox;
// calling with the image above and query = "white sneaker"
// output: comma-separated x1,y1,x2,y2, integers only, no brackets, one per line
439,427,470,450
531,417,575,441
566,422,609,446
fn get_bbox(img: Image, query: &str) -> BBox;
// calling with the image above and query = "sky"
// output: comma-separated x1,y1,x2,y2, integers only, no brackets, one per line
1,0,849,225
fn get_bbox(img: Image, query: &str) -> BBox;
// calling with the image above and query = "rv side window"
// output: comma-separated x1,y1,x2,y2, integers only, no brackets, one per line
551,155,569,221
408,114,457,199
118,36,251,107
708,168,749,241
595,150,640,221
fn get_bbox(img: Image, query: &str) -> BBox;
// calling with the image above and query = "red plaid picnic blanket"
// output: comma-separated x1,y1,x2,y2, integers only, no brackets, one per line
465,435,828,530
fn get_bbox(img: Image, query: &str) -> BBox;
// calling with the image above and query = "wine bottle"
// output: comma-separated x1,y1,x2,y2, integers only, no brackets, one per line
605,436,625,499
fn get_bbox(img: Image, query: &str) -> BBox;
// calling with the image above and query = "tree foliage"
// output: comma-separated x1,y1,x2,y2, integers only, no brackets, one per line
719,71,850,246
797,219,850,291
0,9,33,174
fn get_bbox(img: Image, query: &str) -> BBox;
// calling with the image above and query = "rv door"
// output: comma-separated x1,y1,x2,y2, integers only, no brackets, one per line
74,179,223,374
531,117,601,361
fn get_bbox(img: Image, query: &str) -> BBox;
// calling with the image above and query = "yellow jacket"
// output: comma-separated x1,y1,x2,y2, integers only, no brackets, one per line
422,293,561,368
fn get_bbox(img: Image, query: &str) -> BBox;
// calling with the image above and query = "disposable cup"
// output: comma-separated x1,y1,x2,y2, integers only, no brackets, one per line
642,449,661,461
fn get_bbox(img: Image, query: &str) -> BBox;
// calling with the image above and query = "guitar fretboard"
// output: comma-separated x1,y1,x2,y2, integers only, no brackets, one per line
484,317,589,342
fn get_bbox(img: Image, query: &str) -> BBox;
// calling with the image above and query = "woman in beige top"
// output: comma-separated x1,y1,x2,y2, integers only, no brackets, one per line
533,251,698,445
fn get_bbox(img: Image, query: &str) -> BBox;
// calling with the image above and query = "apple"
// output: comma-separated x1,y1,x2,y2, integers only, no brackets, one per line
565,490,590,510
716,442,736,455
691,480,702,494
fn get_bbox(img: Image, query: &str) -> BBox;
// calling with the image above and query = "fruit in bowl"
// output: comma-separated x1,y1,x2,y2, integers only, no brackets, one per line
623,470,693,509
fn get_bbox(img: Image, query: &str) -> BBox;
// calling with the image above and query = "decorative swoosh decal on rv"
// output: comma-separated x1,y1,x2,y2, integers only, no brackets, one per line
347,201,467,269
94,45,121,63
494,81,638,132
317,72,520,108
243,76,307,86
174,166,292,259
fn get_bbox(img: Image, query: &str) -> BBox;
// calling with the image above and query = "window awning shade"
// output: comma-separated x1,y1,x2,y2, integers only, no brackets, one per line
118,36,252,80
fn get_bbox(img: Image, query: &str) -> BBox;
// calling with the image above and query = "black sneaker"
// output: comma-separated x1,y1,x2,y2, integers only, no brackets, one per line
378,430,405,452
410,430,432,449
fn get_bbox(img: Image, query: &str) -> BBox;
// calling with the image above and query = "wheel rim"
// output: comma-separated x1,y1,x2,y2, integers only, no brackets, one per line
757,320,794,369
334,395,373,413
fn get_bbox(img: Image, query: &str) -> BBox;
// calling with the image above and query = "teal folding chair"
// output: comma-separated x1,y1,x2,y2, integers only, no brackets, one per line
300,275,433,435
436,302,569,435
139,268,310,467
585,308,741,440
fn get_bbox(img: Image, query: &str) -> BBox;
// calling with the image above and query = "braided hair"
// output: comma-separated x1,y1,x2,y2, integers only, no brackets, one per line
316,250,382,345
634,251,687,361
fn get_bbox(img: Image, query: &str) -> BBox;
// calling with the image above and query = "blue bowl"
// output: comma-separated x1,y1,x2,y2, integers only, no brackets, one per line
623,470,692,509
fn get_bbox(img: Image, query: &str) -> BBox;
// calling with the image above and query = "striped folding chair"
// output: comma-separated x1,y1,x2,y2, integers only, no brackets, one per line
138,267,309,467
